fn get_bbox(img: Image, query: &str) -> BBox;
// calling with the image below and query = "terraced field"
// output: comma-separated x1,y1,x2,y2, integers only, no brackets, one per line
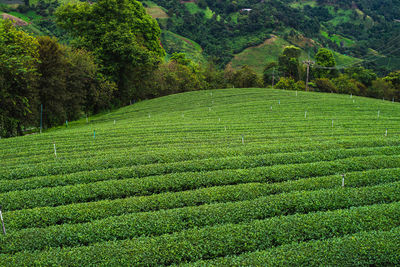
1,88,400,265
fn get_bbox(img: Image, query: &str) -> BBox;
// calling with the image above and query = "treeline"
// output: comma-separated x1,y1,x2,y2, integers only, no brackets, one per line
267,46,400,101
0,20,115,137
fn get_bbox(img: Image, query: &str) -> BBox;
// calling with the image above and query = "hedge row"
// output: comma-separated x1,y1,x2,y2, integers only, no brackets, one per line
1,202,400,265
2,136,399,180
2,182,400,253
186,227,400,266
3,154,400,211
4,168,400,231
0,156,400,213
2,145,400,193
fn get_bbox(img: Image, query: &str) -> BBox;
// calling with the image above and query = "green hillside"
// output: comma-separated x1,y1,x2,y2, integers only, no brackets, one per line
1,88,400,265
229,35,360,75
161,30,206,64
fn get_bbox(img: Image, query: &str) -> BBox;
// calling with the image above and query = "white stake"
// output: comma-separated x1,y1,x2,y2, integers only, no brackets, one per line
148,114,151,118
305,111,307,118
0,206,5,235
378,110,380,118
350,93,352,98
218,118,221,122
114,120,116,125
385,128,388,137
392,97,395,103
241,135,244,145
341,174,345,187
332,120,334,128
270,106,272,110
278,100,280,105
53,143,57,158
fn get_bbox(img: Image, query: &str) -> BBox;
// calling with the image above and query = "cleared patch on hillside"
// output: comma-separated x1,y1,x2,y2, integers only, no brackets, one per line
161,30,206,64
228,35,312,75
143,0,169,19
184,2,214,19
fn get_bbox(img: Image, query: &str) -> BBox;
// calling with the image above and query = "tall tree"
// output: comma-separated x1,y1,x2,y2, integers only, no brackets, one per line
278,46,301,81
55,0,165,104
0,20,39,137
37,36,68,128
314,48,338,79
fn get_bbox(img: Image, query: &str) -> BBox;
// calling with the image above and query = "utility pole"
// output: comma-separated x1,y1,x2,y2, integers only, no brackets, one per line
303,59,315,92
272,67,275,88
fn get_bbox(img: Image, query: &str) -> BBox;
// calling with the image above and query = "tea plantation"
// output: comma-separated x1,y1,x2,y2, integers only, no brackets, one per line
1,88,400,265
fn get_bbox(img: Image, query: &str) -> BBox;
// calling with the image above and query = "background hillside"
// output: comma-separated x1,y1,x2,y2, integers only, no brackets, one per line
1,88,400,264
2,0,400,74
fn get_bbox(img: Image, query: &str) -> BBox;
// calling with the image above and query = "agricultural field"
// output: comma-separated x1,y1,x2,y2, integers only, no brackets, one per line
1,88,400,265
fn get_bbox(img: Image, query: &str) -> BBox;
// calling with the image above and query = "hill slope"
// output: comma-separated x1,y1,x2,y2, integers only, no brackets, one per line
1,88,400,265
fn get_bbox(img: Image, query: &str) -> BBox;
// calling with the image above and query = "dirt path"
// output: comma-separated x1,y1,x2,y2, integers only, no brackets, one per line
1,13,28,26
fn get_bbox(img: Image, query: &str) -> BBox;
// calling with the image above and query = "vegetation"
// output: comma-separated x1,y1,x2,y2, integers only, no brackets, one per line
1,88,400,264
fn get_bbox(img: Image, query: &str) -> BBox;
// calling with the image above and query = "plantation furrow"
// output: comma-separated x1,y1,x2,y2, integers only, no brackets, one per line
2,154,400,211
184,227,400,266
1,124,398,163
2,139,400,180
2,183,400,253
4,167,400,231
2,202,400,265
2,120,398,158
2,145,400,192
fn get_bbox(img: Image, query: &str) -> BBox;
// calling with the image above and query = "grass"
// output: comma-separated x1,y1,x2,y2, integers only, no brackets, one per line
229,35,312,75
184,2,214,19
229,33,362,74
1,88,400,265
161,30,206,64
143,0,169,19
289,0,317,9
321,30,355,47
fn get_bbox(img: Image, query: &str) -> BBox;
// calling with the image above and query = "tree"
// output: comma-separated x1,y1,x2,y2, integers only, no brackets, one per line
384,71,400,101
55,0,165,104
314,78,337,93
278,46,301,81
275,77,298,91
367,78,394,100
231,65,263,88
0,20,39,137
37,36,69,128
345,67,377,87
314,48,338,79
263,62,278,86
